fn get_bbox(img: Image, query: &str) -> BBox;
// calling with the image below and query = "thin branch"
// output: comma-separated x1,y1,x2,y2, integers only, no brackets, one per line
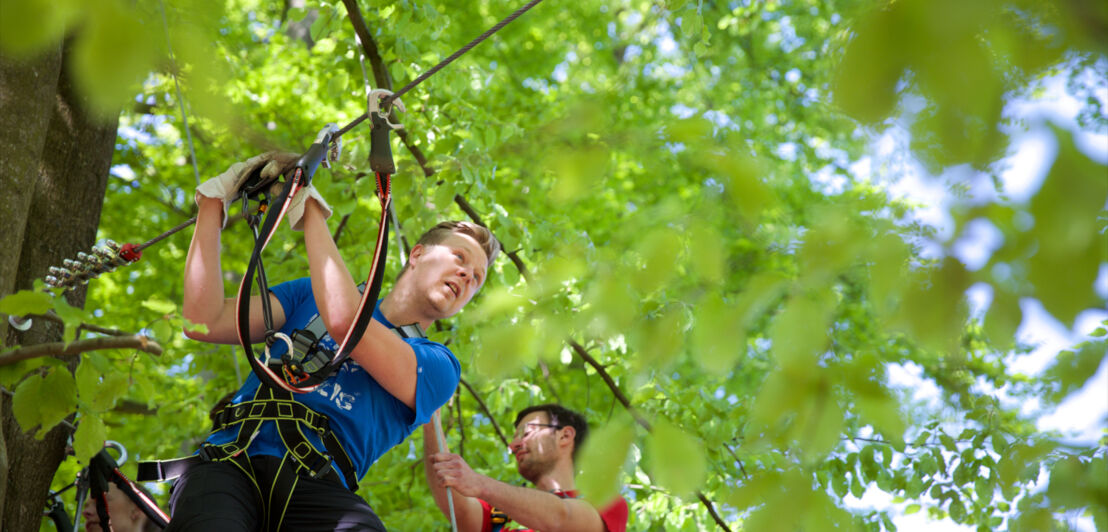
113,399,157,416
459,377,508,447
333,213,351,243
22,313,129,338
697,492,732,532
0,335,163,366
537,360,562,403
570,340,733,532
454,194,530,280
568,340,650,431
76,323,129,337
722,442,749,479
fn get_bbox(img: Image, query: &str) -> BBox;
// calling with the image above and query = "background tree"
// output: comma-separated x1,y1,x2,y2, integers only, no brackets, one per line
0,0,1103,530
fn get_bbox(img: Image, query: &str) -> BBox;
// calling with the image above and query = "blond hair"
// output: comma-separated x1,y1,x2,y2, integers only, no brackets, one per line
398,221,500,278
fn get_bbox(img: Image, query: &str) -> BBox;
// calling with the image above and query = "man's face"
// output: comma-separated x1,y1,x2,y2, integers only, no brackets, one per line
82,484,144,532
508,411,563,483
406,232,489,320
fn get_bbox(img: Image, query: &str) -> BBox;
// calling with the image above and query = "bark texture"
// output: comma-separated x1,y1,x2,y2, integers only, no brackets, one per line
0,41,118,531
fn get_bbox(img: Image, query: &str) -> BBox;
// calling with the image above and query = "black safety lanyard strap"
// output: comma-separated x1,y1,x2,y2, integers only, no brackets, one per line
85,449,171,531
235,120,393,394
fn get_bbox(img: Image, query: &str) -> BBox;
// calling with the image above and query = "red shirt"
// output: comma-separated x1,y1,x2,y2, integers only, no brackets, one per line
478,490,629,532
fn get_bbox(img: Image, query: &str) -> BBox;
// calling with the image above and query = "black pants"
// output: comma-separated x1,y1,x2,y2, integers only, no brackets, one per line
165,455,386,531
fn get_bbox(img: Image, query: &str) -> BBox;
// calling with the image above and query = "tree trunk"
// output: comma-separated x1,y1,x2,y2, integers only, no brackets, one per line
0,40,118,531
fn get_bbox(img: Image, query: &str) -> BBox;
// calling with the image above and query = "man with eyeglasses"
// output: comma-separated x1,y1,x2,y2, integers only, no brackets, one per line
423,403,629,531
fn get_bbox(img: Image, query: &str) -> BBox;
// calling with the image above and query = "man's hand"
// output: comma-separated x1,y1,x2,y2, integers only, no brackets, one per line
429,452,487,499
195,151,299,227
287,185,332,231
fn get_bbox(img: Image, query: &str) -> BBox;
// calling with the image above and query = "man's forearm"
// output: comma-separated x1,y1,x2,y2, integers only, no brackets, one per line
474,479,606,532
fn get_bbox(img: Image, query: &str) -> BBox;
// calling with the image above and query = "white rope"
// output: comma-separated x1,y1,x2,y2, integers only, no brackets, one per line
432,410,460,532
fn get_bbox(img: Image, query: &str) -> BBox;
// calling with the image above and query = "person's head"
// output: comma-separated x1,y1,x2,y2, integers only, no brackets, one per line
82,482,157,532
395,221,500,320
508,404,589,482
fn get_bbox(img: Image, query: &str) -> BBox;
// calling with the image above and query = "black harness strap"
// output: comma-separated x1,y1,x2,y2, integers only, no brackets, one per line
138,323,426,530
235,127,394,394
87,448,171,530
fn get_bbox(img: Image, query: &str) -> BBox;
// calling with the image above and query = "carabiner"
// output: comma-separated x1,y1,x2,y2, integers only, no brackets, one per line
314,123,342,169
263,332,295,366
368,89,406,130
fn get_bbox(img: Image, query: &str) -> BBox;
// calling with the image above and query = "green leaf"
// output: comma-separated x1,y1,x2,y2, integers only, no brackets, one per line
0,0,80,56
940,433,957,452
52,297,90,344
646,419,706,497
691,293,744,372
474,324,536,378
0,289,53,316
13,367,76,438
77,358,126,412
905,503,921,515
577,415,634,506
631,307,682,369
141,298,177,315
152,319,174,344
1027,126,1108,325
70,0,158,116
11,372,46,435
1043,343,1107,403
72,414,107,466
37,366,77,437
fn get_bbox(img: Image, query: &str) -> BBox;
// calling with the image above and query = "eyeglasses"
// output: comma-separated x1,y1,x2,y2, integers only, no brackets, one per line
511,422,562,441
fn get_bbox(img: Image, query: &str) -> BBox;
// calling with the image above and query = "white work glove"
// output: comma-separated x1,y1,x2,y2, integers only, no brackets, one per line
286,185,333,231
196,151,299,227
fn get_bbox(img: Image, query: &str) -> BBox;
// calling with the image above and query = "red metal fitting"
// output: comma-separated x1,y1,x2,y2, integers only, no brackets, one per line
120,243,142,263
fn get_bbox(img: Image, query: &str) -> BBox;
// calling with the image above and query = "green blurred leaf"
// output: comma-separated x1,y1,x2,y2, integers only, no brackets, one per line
630,228,683,292
577,415,634,505
1043,343,1107,404
141,298,177,315
691,293,744,372
0,0,80,56
545,144,609,202
0,289,53,316
70,0,158,115
646,419,706,497
474,324,536,378
1027,126,1108,325
631,307,682,369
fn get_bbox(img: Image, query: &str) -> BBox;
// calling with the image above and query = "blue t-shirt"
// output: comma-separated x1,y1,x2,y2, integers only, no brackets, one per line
205,277,461,483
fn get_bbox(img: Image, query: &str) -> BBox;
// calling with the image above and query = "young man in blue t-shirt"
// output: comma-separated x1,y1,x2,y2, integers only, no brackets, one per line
167,153,499,531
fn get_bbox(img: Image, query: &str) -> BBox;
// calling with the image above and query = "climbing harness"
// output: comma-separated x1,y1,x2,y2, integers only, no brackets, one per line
138,322,427,530
45,440,170,531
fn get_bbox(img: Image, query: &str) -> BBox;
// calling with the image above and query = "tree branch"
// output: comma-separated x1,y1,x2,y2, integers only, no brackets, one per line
454,194,530,280
570,340,733,532
459,377,508,448
0,335,163,366
568,339,650,431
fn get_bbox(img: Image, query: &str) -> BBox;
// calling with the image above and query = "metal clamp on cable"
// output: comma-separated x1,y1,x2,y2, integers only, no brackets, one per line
368,89,405,175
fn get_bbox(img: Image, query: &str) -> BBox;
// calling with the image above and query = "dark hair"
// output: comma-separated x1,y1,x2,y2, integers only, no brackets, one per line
398,221,501,279
513,404,589,459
